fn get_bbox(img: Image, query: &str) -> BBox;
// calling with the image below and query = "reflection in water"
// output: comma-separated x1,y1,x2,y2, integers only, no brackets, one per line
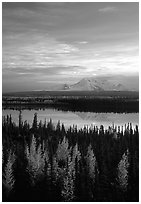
2,108,139,129
117,149,130,192
76,112,109,122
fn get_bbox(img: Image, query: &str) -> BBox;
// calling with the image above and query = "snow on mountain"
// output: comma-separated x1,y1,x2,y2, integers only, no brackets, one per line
67,78,103,91
64,77,128,91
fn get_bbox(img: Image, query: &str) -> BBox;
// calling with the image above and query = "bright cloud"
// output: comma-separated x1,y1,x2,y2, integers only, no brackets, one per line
98,6,117,13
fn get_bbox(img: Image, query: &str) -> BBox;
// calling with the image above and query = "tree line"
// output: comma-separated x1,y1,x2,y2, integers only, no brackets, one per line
2,113,139,201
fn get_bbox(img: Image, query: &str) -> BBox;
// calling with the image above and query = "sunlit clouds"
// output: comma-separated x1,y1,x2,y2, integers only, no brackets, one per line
2,2,139,92
98,6,117,13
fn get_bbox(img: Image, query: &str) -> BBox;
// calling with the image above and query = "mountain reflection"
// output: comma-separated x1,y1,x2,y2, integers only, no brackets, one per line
75,112,109,122
2,108,139,129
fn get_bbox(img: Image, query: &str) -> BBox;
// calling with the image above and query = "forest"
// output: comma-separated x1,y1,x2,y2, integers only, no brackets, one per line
2,113,139,202
2,94,139,113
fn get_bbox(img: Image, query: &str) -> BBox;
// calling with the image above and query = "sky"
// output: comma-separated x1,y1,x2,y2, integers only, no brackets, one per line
2,2,139,92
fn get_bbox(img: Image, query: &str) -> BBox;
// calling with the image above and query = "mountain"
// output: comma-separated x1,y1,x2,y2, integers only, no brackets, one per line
64,77,128,91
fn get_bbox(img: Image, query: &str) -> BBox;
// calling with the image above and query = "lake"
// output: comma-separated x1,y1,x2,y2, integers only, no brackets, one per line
2,108,139,129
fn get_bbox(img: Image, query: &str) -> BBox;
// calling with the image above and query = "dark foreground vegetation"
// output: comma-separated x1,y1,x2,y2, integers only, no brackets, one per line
57,97,138,113
2,114,139,202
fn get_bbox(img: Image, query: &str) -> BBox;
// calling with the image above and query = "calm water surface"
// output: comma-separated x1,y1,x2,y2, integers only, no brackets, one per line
2,108,139,129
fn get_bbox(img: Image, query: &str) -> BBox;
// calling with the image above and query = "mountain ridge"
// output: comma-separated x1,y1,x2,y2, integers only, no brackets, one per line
63,77,128,91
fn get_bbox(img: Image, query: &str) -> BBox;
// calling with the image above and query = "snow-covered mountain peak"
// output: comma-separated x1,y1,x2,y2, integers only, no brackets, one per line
64,77,128,91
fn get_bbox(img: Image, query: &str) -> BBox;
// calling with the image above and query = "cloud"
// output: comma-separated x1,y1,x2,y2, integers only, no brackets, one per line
3,37,138,79
2,32,79,72
98,7,117,13
78,41,88,44
2,3,139,92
